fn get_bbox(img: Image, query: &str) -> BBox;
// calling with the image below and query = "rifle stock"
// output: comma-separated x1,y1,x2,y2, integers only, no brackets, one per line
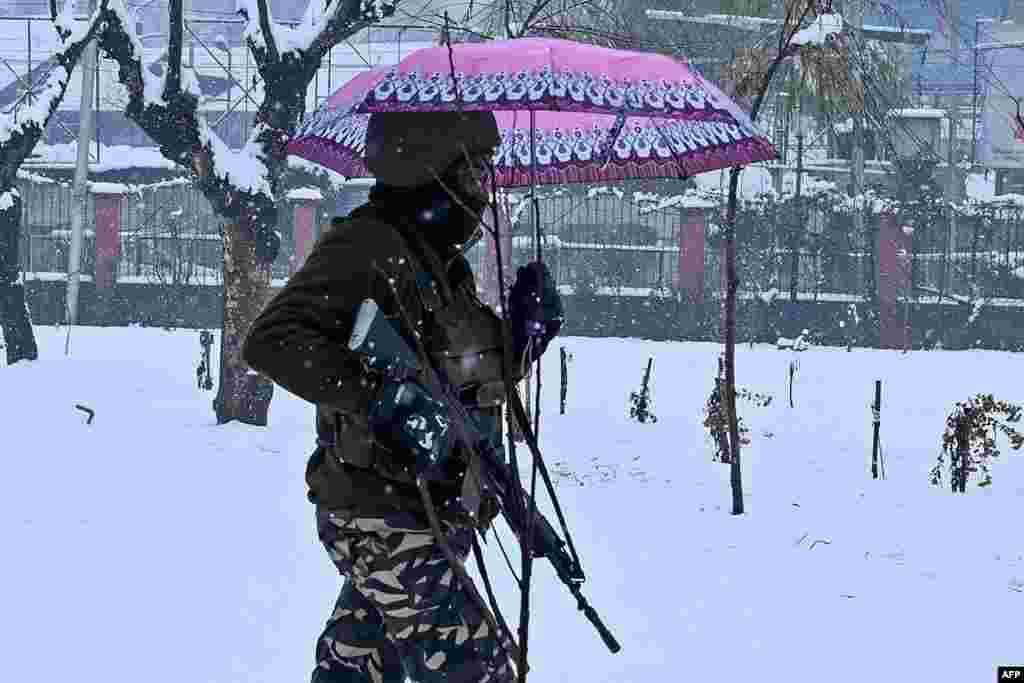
348,299,620,654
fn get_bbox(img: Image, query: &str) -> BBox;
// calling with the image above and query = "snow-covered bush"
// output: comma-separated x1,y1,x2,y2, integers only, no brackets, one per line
930,394,1024,492
704,356,772,462
628,358,657,424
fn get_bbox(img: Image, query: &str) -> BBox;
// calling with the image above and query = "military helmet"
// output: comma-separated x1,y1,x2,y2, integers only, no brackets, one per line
364,111,500,188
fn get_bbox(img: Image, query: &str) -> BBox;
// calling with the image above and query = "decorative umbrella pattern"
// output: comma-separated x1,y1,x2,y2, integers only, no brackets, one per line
319,37,753,124
289,108,776,187
287,38,777,186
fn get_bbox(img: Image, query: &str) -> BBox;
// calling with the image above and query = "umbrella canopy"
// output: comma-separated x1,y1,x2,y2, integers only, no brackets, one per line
315,37,755,126
288,38,777,187
288,108,776,187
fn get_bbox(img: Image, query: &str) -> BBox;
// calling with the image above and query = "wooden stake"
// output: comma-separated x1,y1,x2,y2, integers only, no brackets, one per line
559,346,567,415
871,380,882,480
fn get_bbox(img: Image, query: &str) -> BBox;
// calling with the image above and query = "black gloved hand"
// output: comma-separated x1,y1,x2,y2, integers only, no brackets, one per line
369,380,454,480
508,261,564,361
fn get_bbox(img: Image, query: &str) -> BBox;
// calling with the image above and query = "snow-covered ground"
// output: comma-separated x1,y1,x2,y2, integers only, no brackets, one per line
2,327,1022,682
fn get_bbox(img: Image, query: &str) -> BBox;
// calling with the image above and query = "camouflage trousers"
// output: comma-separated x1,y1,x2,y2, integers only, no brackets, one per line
312,506,516,683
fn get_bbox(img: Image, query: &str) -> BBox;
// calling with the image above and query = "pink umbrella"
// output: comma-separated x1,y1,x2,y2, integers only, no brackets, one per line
315,37,752,123
287,38,777,183
288,108,776,187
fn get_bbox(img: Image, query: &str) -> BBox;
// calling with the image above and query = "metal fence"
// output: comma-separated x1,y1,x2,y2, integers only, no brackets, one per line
481,186,1024,306
18,179,301,284
16,177,1024,305
501,186,685,296
910,204,1024,304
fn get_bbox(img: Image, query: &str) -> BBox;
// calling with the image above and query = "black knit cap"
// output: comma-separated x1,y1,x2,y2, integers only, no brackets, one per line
364,111,500,188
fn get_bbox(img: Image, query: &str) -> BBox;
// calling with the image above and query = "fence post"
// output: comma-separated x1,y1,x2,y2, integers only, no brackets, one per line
871,380,882,479
559,346,568,415
288,188,322,276
676,204,710,305
91,182,124,290
877,211,913,350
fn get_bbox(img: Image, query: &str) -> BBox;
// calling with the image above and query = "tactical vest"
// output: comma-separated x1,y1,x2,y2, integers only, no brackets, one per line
307,212,511,512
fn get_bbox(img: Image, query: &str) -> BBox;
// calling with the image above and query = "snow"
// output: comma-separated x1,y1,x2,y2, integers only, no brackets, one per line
693,166,776,200
791,13,844,47
891,108,947,119
286,187,324,201
287,156,353,192
199,118,273,198
89,182,130,195
16,169,57,185
235,0,326,58
28,142,182,172
0,187,19,211
966,171,997,201
3,328,1023,682
832,117,854,134
780,172,836,199
55,0,103,45
106,0,168,107
776,335,809,351
586,186,624,200
0,57,71,146
636,192,718,213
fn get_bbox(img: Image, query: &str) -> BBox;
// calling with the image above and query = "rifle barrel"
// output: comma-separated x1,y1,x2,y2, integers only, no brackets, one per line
574,587,621,653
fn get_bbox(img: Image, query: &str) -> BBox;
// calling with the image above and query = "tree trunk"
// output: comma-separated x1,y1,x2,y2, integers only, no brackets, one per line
954,418,970,494
0,190,38,365
213,219,274,425
725,167,744,515
715,356,731,463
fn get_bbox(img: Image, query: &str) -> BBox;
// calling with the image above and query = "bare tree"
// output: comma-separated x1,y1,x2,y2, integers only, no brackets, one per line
91,0,401,424
716,0,856,514
0,1,115,365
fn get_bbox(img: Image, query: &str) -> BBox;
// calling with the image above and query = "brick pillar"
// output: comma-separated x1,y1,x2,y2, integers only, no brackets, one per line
675,206,706,304
92,185,124,290
289,189,322,275
877,211,913,350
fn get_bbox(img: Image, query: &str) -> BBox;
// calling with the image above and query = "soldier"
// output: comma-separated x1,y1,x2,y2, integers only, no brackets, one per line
243,110,563,683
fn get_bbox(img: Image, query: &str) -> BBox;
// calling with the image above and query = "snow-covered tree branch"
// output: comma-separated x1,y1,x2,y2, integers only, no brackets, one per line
92,0,403,425
1,0,113,365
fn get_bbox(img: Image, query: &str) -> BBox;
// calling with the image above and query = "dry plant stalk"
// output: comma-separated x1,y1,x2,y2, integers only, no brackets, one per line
723,0,861,109
722,48,775,101
797,41,864,112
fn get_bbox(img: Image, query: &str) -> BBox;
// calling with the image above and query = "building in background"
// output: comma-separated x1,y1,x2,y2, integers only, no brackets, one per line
0,0,439,180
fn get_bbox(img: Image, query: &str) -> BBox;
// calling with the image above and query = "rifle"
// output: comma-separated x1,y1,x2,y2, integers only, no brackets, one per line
348,298,621,655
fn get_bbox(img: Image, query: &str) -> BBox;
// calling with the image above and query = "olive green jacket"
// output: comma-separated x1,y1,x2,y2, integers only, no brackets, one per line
243,204,521,519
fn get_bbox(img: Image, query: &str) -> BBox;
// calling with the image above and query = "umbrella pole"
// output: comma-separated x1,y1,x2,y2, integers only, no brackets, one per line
528,108,543,440
516,106,542,683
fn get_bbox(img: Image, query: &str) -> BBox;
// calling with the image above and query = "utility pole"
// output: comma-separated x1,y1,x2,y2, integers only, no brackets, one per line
67,0,98,327
791,111,804,303
941,102,959,344
848,0,866,267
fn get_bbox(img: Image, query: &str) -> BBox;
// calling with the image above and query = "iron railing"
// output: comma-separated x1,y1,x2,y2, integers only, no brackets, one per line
16,178,1024,304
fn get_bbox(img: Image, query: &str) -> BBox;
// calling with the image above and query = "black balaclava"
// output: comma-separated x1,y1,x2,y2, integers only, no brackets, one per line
368,159,489,261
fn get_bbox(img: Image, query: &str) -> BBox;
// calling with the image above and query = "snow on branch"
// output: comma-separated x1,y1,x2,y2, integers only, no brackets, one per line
97,0,274,223
791,13,843,47
301,0,398,68
0,187,19,211
254,0,281,64
1,0,111,186
286,155,351,192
